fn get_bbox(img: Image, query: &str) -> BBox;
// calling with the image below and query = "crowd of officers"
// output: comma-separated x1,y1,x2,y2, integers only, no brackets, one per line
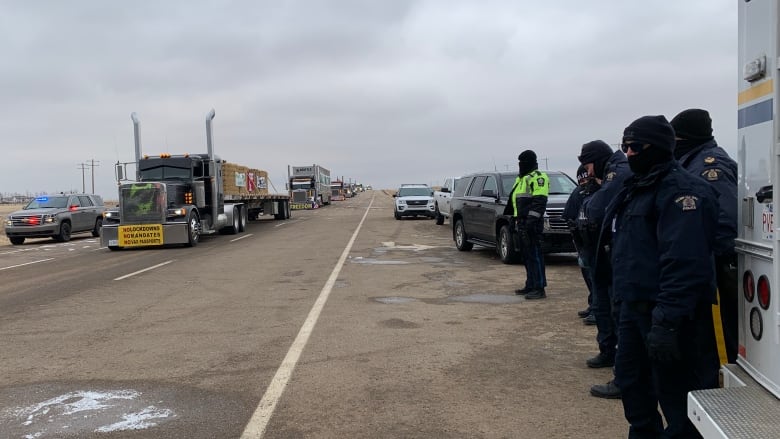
507,110,738,438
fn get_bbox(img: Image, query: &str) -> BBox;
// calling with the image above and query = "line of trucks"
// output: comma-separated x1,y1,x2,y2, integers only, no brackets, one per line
99,110,365,250
687,0,779,436
101,110,291,250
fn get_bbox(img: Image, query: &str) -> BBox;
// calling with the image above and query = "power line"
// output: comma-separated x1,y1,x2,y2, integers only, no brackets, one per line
87,159,100,194
77,163,88,193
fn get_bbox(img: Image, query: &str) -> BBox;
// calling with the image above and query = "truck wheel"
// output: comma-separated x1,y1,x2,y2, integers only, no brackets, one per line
229,207,240,234
454,219,473,251
238,207,247,232
498,225,520,264
185,212,200,247
55,222,71,242
435,205,444,225
108,246,121,251
92,217,103,237
9,237,24,245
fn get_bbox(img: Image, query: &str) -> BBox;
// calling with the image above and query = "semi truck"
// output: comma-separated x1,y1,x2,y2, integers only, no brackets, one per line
101,109,291,250
330,180,346,201
288,164,331,209
687,0,780,436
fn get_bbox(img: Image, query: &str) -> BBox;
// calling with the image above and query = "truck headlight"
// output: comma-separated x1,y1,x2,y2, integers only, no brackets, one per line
4,220,10,226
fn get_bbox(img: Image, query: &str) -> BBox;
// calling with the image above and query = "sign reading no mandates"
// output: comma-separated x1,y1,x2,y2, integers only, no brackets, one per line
118,224,164,246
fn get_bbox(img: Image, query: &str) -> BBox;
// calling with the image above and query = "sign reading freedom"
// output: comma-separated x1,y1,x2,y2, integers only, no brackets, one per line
118,224,164,246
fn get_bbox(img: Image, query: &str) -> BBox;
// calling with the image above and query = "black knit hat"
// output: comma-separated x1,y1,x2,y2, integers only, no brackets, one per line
670,108,714,141
622,115,676,152
518,150,537,163
578,140,613,165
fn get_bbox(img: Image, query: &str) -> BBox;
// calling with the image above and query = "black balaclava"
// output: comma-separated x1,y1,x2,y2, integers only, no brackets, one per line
578,140,614,179
670,108,714,160
518,150,538,176
622,115,675,176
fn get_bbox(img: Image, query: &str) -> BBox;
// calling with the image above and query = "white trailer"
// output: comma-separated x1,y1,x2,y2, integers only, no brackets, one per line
687,0,780,436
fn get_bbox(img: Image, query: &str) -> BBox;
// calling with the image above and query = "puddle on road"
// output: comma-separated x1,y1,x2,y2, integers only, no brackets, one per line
448,294,525,304
374,296,418,304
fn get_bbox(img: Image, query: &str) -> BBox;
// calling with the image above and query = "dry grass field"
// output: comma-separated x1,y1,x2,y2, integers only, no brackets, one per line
0,204,24,246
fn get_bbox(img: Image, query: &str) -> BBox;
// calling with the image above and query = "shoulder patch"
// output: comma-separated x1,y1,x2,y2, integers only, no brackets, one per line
605,171,616,182
537,177,546,186
704,156,716,164
675,195,699,211
701,168,721,181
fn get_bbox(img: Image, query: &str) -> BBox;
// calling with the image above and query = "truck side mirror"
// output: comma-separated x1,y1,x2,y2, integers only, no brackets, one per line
115,163,124,180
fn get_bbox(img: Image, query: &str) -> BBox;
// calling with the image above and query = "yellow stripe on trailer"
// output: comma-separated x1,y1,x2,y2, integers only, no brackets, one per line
738,78,773,105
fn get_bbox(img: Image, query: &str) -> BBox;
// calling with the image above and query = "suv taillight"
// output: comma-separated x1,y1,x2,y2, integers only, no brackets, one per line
757,275,770,310
744,271,755,302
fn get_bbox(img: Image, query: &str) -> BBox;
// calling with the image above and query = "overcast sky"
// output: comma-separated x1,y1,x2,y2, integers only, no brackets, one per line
1,0,736,200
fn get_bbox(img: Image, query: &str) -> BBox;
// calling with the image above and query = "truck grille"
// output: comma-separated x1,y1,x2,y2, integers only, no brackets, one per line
119,183,167,224
292,191,308,202
546,207,568,231
7,215,45,226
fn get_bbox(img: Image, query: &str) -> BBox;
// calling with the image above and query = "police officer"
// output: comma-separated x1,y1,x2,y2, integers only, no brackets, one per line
671,108,739,364
602,115,720,438
577,140,632,397
562,165,599,319
505,150,549,300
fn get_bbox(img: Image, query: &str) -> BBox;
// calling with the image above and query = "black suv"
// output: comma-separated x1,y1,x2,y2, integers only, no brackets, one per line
450,171,576,263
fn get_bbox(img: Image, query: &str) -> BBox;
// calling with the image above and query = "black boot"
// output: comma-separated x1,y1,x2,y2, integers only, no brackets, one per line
525,289,546,300
590,379,622,399
514,287,532,295
586,352,615,368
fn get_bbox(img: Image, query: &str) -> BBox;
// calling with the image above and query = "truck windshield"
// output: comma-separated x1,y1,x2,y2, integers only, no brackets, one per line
291,182,311,190
140,166,192,180
25,196,69,209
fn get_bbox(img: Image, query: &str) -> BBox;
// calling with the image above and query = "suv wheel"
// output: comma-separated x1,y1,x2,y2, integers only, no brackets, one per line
394,210,401,220
9,236,24,245
434,205,444,225
55,222,72,242
454,219,473,251
498,224,520,264
92,217,103,237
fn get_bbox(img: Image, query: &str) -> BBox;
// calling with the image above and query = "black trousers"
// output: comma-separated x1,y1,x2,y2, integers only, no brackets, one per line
614,301,720,439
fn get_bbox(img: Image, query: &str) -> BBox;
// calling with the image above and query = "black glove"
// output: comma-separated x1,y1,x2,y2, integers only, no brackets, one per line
646,324,681,362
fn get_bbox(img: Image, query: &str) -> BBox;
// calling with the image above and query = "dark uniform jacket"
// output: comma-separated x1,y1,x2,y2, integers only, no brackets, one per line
598,161,719,326
586,151,632,286
678,140,738,258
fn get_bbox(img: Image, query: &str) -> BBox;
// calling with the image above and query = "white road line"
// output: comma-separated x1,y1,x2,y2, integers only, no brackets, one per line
113,260,174,281
241,196,375,439
230,234,253,242
0,258,55,271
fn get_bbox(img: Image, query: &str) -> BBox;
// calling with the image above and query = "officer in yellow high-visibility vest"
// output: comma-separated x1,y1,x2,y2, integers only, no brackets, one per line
507,150,550,299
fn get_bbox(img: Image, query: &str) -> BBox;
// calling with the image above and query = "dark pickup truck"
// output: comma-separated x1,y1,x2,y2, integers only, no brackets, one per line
450,170,577,263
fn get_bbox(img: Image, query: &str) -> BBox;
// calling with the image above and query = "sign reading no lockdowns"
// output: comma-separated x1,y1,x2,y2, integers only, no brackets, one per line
119,224,164,246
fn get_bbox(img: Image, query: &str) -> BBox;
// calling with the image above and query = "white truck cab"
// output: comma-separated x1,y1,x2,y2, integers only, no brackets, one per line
433,176,461,225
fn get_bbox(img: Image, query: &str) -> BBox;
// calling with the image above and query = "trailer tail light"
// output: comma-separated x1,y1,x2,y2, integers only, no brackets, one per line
750,307,763,341
757,275,771,310
744,270,755,302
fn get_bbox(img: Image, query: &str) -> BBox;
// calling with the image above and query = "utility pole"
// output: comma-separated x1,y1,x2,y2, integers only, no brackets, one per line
87,159,100,194
77,163,88,193
540,157,549,170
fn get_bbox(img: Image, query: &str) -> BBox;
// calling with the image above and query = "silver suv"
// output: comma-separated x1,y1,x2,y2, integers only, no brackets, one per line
4,194,105,245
